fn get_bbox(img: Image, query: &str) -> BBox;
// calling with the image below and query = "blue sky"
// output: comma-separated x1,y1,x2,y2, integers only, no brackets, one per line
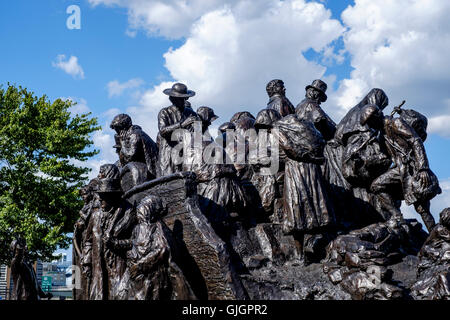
1,0,450,258
1,0,355,117
0,0,177,113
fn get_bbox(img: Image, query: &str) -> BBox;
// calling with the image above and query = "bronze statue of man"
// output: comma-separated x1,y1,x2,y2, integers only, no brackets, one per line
73,178,100,300
82,164,134,300
98,164,135,300
266,79,295,117
157,83,198,177
10,238,52,300
296,79,336,141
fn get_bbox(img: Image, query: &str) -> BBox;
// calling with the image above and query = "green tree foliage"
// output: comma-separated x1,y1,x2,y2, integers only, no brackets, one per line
0,84,100,264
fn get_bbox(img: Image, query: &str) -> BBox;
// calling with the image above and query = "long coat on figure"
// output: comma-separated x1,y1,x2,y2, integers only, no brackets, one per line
331,89,393,227
81,207,108,300
296,97,336,142
73,194,100,300
276,115,335,234
108,195,197,300
335,88,392,187
125,219,196,300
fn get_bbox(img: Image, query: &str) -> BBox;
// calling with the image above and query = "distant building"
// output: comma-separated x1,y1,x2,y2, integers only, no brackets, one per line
0,264,7,300
42,262,66,287
53,253,68,265
41,253,72,289
42,253,74,299
36,260,43,286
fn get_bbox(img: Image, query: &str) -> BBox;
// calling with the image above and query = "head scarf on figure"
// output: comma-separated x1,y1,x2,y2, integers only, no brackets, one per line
335,88,389,146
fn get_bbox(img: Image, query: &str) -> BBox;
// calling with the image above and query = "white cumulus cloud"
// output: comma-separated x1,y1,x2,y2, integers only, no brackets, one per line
112,1,346,138
82,124,119,180
331,0,450,125
52,54,85,79
61,97,91,115
107,78,144,98
428,114,450,138
71,106,129,180
88,0,276,39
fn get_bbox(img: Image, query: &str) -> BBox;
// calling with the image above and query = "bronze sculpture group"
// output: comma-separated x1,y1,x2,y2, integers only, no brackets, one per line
10,78,449,300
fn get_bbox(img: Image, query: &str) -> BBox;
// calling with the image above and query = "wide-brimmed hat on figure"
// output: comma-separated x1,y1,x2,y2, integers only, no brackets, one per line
97,164,122,194
97,178,122,194
163,83,196,98
306,79,328,102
